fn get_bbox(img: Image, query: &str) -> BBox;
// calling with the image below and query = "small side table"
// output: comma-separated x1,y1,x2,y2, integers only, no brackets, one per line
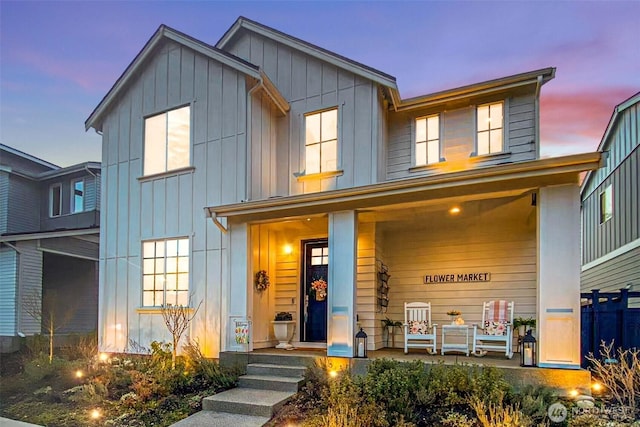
441,324,470,356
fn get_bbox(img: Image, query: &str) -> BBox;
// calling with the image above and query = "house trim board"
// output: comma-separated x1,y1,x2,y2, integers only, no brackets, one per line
581,238,640,272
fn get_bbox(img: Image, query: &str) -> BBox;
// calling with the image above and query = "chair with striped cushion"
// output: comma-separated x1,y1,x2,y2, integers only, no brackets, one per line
472,300,514,358
403,302,437,354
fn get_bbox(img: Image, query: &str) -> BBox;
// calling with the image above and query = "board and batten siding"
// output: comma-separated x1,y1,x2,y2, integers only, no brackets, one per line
225,31,383,195
381,217,536,348
98,39,248,356
582,145,639,265
386,94,537,180
0,247,18,335
0,172,8,234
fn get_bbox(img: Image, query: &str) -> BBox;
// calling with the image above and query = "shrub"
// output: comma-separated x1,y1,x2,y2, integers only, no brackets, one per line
23,354,67,382
470,397,531,427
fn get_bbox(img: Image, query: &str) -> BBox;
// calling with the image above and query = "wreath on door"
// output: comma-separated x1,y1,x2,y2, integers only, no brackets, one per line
254,270,270,292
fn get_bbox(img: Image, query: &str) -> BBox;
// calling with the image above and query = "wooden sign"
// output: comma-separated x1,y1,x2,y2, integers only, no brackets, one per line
424,272,491,284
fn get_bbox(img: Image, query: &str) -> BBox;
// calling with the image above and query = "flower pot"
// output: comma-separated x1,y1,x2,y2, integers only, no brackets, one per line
271,320,296,350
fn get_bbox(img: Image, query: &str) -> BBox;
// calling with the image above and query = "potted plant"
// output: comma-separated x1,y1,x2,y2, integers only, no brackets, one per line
271,312,295,350
514,317,536,337
381,317,402,334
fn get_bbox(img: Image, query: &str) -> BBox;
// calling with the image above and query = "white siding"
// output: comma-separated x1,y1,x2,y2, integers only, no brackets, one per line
17,240,43,335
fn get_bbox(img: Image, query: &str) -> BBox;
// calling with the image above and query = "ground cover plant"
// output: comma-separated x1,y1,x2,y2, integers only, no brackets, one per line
0,335,238,427
267,358,640,427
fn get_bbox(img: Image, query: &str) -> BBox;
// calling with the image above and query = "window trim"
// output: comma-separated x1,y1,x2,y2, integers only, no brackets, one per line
599,184,613,224
412,113,442,167
303,106,340,176
140,237,191,308
474,100,508,157
142,103,193,178
71,178,85,214
49,183,62,217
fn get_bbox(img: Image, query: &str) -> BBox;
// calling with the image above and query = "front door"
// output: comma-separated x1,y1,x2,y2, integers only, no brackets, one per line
301,240,328,342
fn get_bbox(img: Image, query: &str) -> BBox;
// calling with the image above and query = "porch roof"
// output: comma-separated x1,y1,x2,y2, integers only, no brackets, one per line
206,152,602,224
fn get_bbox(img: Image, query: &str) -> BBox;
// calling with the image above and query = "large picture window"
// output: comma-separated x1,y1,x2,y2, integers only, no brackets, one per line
415,115,440,166
71,179,84,213
305,108,337,174
144,106,190,176
142,238,189,307
50,183,62,217
600,185,613,224
477,102,503,155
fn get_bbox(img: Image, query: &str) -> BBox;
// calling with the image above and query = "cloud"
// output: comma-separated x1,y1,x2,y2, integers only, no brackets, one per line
540,87,637,156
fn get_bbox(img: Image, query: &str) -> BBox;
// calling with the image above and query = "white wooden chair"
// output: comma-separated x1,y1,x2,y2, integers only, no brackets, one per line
403,302,437,354
472,300,514,358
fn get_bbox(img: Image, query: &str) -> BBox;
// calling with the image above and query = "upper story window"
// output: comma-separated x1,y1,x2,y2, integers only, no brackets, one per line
305,108,338,174
144,105,190,176
50,183,62,217
415,114,440,166
71,179,84,213
142,238,190,307
600,185,613,224
477,102,503,155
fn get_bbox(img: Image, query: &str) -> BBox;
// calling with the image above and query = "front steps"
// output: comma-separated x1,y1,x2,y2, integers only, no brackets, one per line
172,352,313,427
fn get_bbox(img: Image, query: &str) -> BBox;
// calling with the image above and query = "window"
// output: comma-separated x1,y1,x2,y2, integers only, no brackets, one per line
311,247,328,265
415,115,440,165
600,185,613,224
71,179,84,213
477,102,503,155
142,238,189,307
305,108,337,174
50,184,62,217
144,105,190,175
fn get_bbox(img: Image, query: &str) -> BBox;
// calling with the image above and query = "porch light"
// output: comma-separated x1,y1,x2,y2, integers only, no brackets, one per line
520,329,537,367
355,328,368,358
449,206,461,215
283,244,293,255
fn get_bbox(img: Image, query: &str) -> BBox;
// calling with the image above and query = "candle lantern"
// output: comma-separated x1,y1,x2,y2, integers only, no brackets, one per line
355,328,368,358
520,329,537,367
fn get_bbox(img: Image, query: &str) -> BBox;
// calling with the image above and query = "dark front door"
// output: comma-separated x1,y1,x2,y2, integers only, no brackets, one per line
301,240,328,342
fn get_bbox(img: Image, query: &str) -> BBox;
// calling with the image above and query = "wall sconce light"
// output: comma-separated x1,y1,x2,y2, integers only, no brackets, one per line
283,244,293,255
449,206,461,215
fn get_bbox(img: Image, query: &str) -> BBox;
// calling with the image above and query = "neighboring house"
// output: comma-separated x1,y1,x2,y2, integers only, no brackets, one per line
0,144,100,352
86,17,601,369
581,93,639,301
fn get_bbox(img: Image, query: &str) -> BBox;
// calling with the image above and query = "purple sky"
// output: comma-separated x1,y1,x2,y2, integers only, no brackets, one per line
1,1,638,167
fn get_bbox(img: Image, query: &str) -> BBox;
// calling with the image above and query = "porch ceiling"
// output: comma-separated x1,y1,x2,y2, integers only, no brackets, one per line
207,152,601,224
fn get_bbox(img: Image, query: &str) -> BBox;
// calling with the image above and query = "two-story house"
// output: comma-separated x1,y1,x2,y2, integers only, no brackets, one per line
0,144,100,352
86,17,601,369
581,93,639,302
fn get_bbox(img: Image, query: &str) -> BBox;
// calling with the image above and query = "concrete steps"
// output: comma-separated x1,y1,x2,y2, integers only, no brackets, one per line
171,354,309,426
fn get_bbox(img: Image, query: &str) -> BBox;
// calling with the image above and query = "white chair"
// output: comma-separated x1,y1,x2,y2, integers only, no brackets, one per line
403,302,437,354
472,300,514,358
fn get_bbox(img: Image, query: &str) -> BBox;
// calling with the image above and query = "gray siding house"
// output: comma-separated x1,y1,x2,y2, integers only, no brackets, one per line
581,93,640,299
0,144,100,352
86,17,602,369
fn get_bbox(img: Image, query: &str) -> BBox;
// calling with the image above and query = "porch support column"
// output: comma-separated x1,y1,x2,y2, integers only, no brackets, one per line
223,222,252,352
327,211,357,357
537,184,581,369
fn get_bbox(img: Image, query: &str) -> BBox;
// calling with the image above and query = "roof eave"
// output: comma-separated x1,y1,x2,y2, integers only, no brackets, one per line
207,152,601,223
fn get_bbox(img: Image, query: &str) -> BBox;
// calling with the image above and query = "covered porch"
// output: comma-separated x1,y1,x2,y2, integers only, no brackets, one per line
209,153,601,369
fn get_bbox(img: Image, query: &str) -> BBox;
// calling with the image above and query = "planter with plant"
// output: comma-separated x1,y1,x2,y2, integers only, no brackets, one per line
381,317,402,347
514,317,536,337
271,312,295,349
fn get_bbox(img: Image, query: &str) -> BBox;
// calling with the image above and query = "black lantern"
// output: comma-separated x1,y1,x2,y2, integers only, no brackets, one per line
355,328,368,358
520,329,537,367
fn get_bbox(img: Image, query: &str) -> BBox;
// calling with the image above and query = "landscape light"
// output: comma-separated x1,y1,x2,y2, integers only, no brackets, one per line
91,409,101,419
329,370,338,378
591,382,603,392
99,353,109,362
569,389,579,398
75,370,83,378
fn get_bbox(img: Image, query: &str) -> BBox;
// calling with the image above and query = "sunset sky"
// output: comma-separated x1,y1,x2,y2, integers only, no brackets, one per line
1,1,638,167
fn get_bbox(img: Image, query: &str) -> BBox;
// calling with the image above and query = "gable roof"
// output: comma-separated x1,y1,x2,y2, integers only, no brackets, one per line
581,91,640,194
216,16,400,92
0,143,59,170
85,25,265,132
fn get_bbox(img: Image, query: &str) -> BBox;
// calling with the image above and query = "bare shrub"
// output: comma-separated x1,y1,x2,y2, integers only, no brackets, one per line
160,299,202,370
586,341,640,419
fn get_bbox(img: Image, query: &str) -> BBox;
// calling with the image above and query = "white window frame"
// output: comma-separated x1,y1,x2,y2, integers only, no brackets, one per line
143,105,191,176
476,101,505,156
413,114,441,166
49,183,62,217
141,237,190,308
600,184,613,224
304,107,339,175
71,179,84,213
